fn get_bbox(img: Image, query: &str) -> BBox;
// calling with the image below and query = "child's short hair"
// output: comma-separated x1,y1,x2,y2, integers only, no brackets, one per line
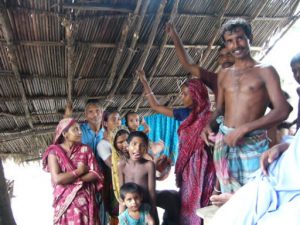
127,131,149,147
124,111,139,127
120,182,143,200
290,52,300,66
220,18,253,44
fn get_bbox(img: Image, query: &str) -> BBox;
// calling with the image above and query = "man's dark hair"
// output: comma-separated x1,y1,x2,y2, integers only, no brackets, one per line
290,52,300,66
127,131,149,147
124,111,138,127
85,99,102,111
120,182,143,200
220,18,253,44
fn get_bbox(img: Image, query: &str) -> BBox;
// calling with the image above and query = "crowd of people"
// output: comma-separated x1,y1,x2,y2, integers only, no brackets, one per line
42,17,300,225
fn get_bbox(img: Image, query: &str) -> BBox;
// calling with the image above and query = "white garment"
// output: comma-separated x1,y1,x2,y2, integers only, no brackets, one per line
96,139,112,161
210,130,300,225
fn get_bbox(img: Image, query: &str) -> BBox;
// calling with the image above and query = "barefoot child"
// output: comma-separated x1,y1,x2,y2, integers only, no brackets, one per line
118,131,157,222
118,182,155,225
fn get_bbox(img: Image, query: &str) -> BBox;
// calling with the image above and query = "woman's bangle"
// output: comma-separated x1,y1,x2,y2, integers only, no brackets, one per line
214,186,221,193
71,170,79,178
145,92,153,96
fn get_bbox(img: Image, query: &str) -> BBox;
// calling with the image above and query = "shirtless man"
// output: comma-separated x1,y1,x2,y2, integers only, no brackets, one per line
117,131,157,223
205,18,291,205
166,22,235,97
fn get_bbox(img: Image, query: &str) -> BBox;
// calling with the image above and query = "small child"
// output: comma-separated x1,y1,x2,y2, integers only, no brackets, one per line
117,131,157,222
118,182,155,225
125,111,150,134
125,111,165,161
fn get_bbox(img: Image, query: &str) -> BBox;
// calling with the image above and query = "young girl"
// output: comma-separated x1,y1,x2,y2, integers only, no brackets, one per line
110,127,130,203
119,182,155,225
125,111,150,134
96,110,122,225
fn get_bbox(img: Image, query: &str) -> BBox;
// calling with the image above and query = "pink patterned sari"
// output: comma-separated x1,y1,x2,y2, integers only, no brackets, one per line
175,79,216,225
42,118,103,225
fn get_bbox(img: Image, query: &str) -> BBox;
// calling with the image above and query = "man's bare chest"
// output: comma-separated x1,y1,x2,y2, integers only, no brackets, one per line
223,73,265,93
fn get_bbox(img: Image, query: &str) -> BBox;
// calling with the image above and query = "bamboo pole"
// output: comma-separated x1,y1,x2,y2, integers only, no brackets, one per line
103,0,151,110
117,0,168,112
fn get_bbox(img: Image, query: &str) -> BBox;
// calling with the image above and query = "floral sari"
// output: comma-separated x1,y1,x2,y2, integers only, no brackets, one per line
42,118,104,225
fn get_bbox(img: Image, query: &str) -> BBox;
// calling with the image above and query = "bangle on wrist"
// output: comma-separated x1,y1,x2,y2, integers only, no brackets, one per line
214,186,221,193
71,170,79,178
145,92,153,97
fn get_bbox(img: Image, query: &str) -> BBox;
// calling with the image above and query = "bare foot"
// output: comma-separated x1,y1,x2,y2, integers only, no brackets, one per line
210,193,233,206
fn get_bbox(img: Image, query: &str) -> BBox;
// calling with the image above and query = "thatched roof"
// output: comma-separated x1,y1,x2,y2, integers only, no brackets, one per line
0,0,299,159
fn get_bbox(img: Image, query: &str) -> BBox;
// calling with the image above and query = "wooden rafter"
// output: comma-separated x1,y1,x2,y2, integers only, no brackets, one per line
250,0,270,21
0,40,263,51
3,5,294,22
103,0,151,110
0,1,34,129
199,0,231,65
259,11,300,60
0,127,56,143
62,3,133,13
62,18,77,103
0,92,179,102
117,0,168,112
0,71,187,80
105,0,143,92
134,0,180,112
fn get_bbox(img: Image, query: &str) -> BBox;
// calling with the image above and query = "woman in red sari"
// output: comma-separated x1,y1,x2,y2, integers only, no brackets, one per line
138,70,215,224
42,118,104,225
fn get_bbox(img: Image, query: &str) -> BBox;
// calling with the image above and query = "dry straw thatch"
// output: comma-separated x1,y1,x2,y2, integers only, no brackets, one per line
0,0,299,161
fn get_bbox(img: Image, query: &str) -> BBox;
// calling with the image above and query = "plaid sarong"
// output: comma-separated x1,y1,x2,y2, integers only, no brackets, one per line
214,119,269,193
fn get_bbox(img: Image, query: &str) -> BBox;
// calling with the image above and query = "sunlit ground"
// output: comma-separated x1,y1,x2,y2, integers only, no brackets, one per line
3,160,177,225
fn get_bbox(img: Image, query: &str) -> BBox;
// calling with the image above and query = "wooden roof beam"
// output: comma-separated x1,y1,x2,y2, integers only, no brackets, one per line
200,0,231,65
104,0,151,110
62,18,77,103
1,6,293,22
62,3,133,13
0,127,56,142
251,0,270,21
0,1,34,129
0,40,263,51
105,0,143,92
135,0,180,112
0,92,179,102
0,71,187,80
259,11,300,60
117,0,168,112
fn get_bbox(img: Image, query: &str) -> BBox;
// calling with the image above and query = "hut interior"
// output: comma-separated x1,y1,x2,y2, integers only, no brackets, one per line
0,0,300,161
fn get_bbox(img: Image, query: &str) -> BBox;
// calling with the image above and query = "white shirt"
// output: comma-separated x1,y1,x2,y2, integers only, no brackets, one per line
96,139,112,161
